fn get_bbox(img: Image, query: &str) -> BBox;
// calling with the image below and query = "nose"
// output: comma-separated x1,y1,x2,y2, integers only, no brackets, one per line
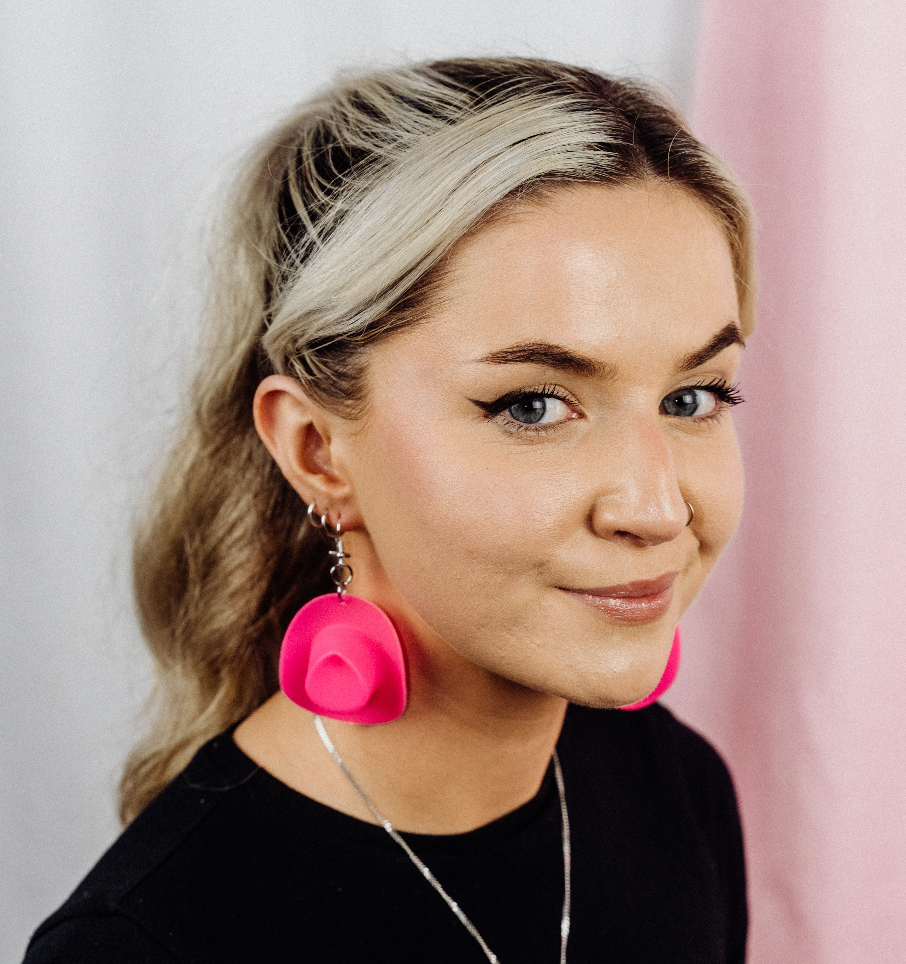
588,417,689,547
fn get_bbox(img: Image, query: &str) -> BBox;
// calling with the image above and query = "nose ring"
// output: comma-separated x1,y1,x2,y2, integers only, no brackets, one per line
684,500,694,527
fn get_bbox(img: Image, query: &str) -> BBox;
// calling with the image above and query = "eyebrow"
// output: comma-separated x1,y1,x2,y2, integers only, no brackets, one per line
472,323,744,381
472,341,618,380
673,322,745,374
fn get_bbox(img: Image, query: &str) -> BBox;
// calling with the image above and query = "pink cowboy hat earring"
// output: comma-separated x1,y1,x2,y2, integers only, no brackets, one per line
279,505,407,724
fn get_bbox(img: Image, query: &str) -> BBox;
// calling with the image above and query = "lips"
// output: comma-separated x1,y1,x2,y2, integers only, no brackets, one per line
561,572,678,624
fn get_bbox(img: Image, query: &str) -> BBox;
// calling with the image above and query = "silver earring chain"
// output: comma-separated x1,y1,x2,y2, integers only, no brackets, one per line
307,503,353,601
314,715,571,964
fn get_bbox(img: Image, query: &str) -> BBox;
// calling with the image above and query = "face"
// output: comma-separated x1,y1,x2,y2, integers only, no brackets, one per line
333,182,745,708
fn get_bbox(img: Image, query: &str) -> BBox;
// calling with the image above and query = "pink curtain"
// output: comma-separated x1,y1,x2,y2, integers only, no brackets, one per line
666,1,906,960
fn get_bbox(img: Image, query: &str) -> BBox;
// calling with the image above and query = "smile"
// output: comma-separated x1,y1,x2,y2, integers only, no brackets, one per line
560,572,678,624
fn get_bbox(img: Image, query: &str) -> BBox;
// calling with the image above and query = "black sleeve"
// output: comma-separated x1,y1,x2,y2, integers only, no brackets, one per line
672,718,748,963
707,743,747,964
711,761,746,964
24,914,178,964
724,790,747,964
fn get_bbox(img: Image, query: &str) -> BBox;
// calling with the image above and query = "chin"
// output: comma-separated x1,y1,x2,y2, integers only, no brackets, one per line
564,680,659,711
542,643,671,710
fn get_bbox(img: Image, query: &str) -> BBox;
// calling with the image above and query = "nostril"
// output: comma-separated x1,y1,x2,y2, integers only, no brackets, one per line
614,530,653,546
612,526,680,548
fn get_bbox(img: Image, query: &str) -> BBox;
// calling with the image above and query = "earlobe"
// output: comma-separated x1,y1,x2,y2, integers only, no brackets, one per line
253,375,353,513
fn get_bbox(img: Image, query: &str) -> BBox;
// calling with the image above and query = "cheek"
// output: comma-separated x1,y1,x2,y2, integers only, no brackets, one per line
348,412,572,622
694,428,745,566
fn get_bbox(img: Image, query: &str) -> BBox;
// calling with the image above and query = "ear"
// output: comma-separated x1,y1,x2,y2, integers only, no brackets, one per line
253,375,362,527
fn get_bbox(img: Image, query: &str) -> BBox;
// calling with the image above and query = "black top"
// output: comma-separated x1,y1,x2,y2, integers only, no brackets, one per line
25,703,746,963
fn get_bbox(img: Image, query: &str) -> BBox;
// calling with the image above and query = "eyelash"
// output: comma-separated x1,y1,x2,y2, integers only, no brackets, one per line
472,383,579,434
472,378,745,436
680,378,746,420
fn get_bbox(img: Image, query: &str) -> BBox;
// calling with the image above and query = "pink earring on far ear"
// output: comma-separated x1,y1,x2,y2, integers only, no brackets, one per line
278,505,407,724
618,626,682,711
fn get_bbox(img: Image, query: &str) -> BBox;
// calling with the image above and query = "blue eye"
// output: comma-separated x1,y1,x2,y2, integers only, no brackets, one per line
470,384,580,431
508,396,548,424
505,395,575,427
661,381,744,419
661,388,716,418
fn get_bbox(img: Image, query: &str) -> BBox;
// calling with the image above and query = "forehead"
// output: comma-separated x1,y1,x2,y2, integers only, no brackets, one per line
369,182,741,384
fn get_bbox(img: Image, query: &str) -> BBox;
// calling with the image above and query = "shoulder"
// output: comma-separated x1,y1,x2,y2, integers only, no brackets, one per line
644,702,742,828
565,700,737,786
559,705,747,961
563,702,746,932
24,914,177,964
25,731,260,964
562,701,743,842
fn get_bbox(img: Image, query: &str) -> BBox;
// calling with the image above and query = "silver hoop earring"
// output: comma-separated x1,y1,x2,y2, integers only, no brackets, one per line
307,502,326,530
684,500,694,527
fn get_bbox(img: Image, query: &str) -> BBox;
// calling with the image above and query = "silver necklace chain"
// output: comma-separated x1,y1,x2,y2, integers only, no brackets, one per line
314,715,571,964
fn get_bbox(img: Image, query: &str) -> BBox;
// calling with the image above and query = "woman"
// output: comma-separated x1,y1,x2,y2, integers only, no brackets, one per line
26,57,754,963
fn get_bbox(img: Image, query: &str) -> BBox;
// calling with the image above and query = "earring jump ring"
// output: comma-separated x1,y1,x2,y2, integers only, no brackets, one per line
330,563,354,588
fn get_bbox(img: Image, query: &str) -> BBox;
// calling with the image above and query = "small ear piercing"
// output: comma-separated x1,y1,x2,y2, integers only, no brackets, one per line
684,500,694,527
307,501,327,531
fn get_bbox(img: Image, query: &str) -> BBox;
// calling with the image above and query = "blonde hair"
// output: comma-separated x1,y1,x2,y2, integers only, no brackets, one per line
122,57,756,824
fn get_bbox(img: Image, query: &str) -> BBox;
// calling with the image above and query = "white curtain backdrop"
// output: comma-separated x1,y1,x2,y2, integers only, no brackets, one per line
0,1,703,958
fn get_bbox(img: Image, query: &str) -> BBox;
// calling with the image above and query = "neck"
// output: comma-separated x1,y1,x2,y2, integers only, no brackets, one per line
235,639,567,835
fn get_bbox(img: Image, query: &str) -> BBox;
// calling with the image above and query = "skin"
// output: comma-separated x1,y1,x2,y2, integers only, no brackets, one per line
235,181,745,835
